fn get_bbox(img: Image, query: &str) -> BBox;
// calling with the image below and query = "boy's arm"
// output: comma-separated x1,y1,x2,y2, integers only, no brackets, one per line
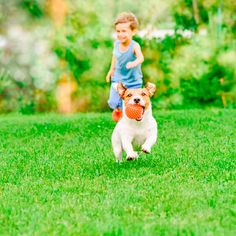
126,43,144,69
106,55,116,83
110,54,116,72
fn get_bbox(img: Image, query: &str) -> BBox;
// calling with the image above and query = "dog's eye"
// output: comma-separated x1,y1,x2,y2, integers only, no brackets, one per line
127,93,132,97
141,92,147,96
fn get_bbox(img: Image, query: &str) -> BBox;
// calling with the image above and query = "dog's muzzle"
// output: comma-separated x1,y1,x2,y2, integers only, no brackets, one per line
136,106,145,121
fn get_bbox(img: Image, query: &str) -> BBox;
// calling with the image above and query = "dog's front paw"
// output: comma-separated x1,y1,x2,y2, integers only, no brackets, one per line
142,144,151,154
126,151,138,161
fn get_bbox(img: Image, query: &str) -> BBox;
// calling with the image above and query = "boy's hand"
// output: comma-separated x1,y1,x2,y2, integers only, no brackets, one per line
106,70,114,83
126,61,137,69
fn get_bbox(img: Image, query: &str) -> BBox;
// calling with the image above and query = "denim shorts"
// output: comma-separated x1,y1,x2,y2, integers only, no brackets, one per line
107,82,142,110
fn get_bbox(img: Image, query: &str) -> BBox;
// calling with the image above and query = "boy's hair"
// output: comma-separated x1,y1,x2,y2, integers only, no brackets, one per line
114,12,139,30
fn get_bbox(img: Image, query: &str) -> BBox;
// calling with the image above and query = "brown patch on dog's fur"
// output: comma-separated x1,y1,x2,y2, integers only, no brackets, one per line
123,88,150,109
117,82,156,110
145,82,156,97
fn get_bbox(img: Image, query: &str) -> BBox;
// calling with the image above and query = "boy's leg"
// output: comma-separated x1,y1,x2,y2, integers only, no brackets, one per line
108,86,122,110
108,86,123,122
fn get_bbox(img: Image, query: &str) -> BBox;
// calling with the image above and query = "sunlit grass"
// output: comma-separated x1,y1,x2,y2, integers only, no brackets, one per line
0,110,235,235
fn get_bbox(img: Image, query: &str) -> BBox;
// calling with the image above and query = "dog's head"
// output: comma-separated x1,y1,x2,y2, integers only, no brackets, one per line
117,82,156,119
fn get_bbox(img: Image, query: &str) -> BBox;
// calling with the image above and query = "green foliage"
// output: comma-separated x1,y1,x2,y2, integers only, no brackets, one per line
20,0,44,18
173,0,209,30
0,69,57,114
172,0,236,32
170,31,236,108
1,0,236,112
134,35,187,109
0,110,235,234
52,7,114,111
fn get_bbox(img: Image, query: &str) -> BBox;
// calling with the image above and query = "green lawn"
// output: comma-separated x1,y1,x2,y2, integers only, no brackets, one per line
0,110,235,235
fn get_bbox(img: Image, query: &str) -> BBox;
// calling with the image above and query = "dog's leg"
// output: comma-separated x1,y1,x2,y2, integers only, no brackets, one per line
121,136,138,161
142,128,157,154
112,132,123,163
113,146,122,163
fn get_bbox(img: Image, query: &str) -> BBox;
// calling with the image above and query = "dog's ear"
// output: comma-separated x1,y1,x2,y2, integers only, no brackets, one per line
145,82,156,97
117,82,127,99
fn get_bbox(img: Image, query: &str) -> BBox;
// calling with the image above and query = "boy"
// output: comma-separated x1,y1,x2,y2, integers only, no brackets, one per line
106,12,144,122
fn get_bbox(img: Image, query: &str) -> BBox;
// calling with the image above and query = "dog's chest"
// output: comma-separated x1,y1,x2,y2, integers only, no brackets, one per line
131,126,149,146
132,136,146,147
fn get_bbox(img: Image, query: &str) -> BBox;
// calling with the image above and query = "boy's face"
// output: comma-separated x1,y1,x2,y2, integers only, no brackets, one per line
115,22,134,44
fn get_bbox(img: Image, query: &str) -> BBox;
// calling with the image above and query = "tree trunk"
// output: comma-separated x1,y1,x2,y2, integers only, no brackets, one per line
192,0,200,26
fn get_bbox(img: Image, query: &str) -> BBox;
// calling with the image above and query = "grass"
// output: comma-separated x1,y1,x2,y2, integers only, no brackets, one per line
0,109,235,235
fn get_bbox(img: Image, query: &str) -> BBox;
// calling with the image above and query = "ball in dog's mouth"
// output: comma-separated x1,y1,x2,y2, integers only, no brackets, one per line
125,104,145,121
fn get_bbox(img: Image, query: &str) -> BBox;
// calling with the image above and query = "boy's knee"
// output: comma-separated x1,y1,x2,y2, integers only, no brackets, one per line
108,100,117,110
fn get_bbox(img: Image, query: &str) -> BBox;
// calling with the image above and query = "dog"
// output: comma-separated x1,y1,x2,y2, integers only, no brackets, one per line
112,82,158,162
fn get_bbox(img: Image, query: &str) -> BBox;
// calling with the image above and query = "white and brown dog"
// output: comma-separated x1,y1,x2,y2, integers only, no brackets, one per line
112,82,158,162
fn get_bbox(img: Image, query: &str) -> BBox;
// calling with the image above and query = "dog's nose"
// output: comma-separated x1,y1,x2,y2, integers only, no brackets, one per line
134,98,140,104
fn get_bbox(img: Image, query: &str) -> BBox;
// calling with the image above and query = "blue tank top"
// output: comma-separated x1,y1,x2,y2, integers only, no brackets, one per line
112,40,143,87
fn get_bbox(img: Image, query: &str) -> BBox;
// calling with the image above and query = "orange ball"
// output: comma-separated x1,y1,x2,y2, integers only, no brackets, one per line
125,104,143,120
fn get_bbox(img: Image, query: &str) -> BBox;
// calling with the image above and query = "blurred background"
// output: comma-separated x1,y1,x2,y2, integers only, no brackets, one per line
0,0,235,114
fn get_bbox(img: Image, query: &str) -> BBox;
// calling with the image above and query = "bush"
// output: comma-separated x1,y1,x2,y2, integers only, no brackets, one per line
170,33,236,108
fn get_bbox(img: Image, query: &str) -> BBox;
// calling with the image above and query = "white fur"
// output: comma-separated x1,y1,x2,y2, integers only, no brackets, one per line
112,102,158,162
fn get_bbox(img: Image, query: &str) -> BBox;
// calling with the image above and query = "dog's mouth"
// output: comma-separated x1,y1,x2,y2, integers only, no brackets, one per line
136,106,145,121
